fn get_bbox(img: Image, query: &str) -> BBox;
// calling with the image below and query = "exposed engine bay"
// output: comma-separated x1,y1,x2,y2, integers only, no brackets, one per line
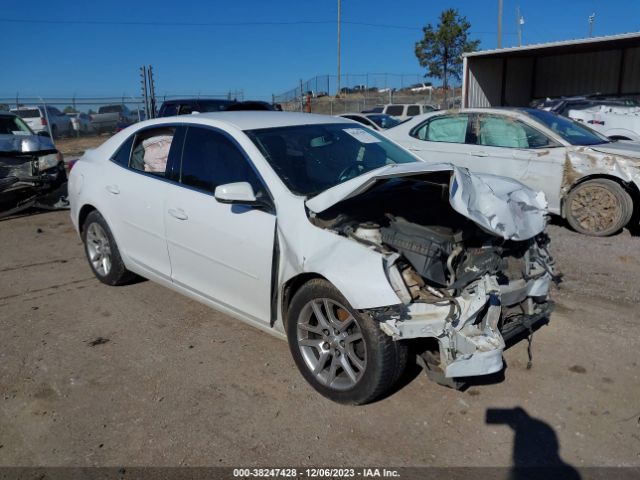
309,171,558,381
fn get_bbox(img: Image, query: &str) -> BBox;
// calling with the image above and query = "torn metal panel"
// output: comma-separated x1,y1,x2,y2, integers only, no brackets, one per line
306,163,548,241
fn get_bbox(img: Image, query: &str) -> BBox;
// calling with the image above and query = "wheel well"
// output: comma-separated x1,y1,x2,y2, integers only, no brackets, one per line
280,273,327,327
563,174,639,217
608,135,632,141
78,204,97,233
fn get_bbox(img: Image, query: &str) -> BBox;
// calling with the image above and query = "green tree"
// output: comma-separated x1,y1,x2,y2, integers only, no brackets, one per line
415,9,480,101
63,106,76,113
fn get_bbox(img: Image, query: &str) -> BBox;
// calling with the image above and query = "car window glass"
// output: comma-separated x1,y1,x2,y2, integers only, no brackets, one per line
414,115,468,143
385,105,404,116
130,128,175,176
476,116,554,149
111,135,135,167
162,104,178,116
407,106,420,116
180,126,265,196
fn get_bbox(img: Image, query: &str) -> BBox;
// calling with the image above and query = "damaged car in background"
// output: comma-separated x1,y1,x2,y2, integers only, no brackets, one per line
385,107,640,236
69,112,556,404
0,111,68,218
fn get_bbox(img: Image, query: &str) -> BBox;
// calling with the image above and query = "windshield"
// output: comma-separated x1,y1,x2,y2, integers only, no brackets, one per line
366,114,401,129
246,123,418,196
0,115,35,135
99,105,123,113
200,100,235,112
526,109,609,146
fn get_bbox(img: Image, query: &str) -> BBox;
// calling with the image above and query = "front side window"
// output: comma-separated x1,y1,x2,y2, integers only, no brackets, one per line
246,123,417,196
473,115,555,149
180,126,265,196
0,115,34,135
411,115,469,143
130,127,176,176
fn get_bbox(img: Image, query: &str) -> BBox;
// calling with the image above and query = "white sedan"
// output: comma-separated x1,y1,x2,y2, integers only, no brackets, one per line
69,112,554,404
385,108,640,236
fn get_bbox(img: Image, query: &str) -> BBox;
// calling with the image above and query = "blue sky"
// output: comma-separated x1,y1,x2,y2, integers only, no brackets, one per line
2,0,639,100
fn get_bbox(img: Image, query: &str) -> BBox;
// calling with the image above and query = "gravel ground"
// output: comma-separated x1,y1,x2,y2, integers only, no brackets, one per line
0,211,639,470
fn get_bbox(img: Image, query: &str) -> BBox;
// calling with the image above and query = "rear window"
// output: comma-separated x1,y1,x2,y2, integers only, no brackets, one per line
14,109,40,118
407,106,420,116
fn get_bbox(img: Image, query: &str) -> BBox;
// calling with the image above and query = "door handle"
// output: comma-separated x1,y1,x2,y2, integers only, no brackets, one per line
470,151,489,157
105,185,120,194
168,208,188,220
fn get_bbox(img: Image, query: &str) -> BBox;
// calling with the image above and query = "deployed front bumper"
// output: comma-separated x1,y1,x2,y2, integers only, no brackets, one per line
376,273,552,378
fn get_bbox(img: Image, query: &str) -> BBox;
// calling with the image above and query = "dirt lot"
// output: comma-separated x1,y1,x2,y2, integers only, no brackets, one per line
0,209,639,470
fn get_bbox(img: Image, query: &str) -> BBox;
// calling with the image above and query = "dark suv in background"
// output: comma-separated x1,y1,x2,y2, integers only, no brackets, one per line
158,99,281,117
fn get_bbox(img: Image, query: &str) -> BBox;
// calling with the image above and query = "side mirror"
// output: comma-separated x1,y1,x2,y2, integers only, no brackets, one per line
37,131,51,138
214,182,258,205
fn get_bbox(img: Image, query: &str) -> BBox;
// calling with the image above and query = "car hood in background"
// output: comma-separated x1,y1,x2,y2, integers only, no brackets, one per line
0,134,57,155
583,140,640,161
305,163,548,241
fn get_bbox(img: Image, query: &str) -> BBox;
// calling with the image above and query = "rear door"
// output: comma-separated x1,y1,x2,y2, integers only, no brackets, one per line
399,113,477,166
102,125,184,279
164,125,276,323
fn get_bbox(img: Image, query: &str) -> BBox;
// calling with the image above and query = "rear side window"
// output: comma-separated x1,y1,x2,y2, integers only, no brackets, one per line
407,106,420,116
111,136,135,167
412,115,469,143
14,109,40,118
385,105,404,116
130,127,176,177
180,126,265,196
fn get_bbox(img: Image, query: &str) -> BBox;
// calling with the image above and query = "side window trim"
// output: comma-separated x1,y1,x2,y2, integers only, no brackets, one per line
108,124,186,184
179,124,275,209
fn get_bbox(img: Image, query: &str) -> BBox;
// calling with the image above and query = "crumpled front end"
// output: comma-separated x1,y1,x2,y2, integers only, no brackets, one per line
372,234,556,378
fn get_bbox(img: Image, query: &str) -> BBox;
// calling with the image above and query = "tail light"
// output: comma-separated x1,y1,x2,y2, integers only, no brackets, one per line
41,117,48,126
588,119,605,125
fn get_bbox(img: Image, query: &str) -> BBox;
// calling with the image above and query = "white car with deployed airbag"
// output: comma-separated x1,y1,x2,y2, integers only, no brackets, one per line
68,112,555,404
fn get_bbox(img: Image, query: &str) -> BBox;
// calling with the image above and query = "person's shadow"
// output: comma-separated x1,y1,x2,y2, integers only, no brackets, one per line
486,407,581,480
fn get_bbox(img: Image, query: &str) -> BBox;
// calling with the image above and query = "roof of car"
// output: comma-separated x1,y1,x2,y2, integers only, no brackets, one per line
182,111,351,130
161,98,235,105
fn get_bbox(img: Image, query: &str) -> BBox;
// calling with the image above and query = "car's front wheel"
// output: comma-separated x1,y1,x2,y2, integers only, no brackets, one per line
565,179,633,236
286,279,406,405
82,210,136,285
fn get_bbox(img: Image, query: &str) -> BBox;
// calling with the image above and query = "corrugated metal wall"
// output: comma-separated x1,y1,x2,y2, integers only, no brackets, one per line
465,41,640,107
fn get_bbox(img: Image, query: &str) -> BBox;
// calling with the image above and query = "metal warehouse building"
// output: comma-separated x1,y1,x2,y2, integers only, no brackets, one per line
462,32,640,108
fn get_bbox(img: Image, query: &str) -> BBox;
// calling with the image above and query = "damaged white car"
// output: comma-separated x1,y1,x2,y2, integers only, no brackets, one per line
69,112,556,404
385,108,640,236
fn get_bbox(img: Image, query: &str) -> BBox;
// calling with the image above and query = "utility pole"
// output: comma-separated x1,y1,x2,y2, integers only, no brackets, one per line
516,6,525,47
497,0,504,48
336,0,341,96
588,12,596,38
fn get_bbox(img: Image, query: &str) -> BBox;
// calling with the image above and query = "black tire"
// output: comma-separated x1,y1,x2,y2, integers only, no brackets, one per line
81,210,136,286
286,279,407,405
565,179,633,236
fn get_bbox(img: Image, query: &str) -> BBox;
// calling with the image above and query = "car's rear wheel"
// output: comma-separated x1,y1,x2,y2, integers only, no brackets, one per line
286,279,406,405
565,179,632,236
82,210,136,285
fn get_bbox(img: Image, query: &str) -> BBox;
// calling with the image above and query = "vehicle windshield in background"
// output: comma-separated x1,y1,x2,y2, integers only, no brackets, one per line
99,105,122,113
14,109,40,119
0,116,34,135
246,123,418,196
199,101,235,112
367,114,401,129
526,109,609,146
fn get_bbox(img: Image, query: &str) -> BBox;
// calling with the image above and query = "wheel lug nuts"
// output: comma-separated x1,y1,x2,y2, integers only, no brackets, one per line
323,329,329,336
334,329,340,335
339,340,345,347
335,351,341,357
323,342,329,350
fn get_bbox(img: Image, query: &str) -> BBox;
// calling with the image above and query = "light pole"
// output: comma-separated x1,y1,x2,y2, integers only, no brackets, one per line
588,12,596,38
336,0,341,96
497,0,504,48
517,6,525,47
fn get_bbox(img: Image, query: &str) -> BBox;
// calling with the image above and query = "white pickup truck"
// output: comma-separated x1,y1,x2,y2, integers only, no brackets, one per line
90,105,136,134
568,105,640,141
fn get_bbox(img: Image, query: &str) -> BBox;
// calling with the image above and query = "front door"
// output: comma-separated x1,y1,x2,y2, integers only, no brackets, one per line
164,125,276,323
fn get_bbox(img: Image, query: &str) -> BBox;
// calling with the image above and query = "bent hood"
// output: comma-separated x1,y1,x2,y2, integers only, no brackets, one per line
305,163,548,241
